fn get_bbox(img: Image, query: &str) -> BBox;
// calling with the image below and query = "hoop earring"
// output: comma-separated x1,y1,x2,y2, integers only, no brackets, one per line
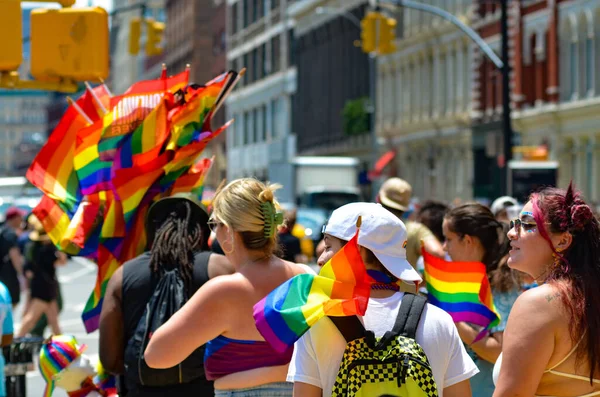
221,239,234,255
221,230,235,255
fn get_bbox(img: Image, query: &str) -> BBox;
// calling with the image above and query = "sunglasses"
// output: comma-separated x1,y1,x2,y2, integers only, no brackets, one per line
509,218,538,234
207,219,223,233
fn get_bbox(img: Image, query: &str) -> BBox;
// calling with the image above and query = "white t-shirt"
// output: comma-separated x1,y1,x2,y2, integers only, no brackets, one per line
287,292,479,397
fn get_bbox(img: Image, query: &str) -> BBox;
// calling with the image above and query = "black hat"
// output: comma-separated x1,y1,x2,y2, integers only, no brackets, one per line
145,193,210,246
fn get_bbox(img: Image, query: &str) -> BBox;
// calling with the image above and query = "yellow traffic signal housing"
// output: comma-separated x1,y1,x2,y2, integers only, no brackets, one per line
145,19,165,57
129,17,141,55
360,12,378,54
30,7,109,82
0,0,23,71
379,17,397,55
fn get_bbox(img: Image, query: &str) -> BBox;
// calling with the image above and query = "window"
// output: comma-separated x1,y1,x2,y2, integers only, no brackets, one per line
261,43,268,77
253,0,259,23
253,108,259,142
586,37,593,94
271,98,278,139
231,3,238,35
272,34,281,73
243,0,249,28
288,28,295,66
271,0,279,10
262,104,267,141
244,111,251,144
251,48,258,81
243,53,250,83
570,41,577,99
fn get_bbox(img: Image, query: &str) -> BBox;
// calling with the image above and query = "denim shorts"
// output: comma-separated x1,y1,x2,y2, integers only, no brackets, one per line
214,382,293,397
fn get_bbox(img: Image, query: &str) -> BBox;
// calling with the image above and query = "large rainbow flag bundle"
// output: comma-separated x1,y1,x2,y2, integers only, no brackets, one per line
27,66,242,332
422,248,500,342
253,232,371,353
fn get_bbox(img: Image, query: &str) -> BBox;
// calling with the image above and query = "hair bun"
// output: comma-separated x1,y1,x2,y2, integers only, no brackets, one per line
258,183,281,203
259,187,274,202
571,204,594,231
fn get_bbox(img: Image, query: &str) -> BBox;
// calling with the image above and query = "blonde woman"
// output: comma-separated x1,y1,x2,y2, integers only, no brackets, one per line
145,178,311,396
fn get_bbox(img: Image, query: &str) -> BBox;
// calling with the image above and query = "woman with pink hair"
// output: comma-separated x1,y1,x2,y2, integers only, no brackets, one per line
493,183,600,396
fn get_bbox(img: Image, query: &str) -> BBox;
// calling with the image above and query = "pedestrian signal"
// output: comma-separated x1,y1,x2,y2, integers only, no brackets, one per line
0,0,22,71
379,17,397,55
360,12,378,54
129,17,141,55
30,7,109,82
145,19,165,57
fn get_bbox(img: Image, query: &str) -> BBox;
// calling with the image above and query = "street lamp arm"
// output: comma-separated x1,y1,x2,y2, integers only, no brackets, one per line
381,0,504,69
315,6,362,29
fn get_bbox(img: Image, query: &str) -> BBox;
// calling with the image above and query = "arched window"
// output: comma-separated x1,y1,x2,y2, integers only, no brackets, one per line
583,10,594,96
560,14,578,101
580,12,589,97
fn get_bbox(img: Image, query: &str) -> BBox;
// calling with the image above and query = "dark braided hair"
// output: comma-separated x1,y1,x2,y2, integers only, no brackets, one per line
149,201,203,295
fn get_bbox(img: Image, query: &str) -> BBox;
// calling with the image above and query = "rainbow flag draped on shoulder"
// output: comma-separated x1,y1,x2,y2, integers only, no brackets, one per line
422,248,500,342
253,232,371,353
27,67,244,332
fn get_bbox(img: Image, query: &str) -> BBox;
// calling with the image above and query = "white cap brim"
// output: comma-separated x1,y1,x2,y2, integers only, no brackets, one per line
372,251,422,283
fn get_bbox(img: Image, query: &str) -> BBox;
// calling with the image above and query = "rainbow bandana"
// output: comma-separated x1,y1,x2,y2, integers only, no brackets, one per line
39,335,88,397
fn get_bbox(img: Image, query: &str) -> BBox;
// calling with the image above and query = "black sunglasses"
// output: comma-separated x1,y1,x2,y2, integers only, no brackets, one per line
207,219,223,233
509,218,538,234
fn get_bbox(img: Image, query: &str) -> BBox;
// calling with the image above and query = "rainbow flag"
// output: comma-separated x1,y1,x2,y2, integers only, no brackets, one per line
82,245,121,332
27,68,241,334
26,106,88,214
32,196,72,250
422,248,500,341
168,157,213,198
253,232,370,353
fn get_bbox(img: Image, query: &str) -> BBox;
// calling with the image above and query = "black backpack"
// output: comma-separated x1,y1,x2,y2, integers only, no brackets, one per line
123,267,205,387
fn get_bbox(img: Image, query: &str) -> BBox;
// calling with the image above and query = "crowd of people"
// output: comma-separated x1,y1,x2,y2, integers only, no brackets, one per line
0,206,68,397
49,175,600,397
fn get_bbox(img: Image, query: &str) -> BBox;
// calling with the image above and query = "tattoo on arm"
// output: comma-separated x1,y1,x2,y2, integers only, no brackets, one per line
546,293,561,302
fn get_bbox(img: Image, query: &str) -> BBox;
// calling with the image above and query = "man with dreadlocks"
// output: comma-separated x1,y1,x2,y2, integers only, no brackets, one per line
99,193,233,397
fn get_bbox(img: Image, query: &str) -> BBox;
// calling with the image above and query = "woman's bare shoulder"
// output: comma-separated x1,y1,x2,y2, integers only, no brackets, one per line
510,283,567,327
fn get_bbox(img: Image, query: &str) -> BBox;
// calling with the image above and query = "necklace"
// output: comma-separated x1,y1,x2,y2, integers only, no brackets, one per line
371,283,400,291
367,270,400,291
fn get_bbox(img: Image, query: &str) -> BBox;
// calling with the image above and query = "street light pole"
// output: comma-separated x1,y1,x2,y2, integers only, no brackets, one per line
500,0,512,195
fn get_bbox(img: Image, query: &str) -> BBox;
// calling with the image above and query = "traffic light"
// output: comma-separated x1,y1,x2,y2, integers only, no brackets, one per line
0,0,22,71
145,19,165,56
360,12,377,54
379,17,397,55
129,17,141,55
30,7,109,82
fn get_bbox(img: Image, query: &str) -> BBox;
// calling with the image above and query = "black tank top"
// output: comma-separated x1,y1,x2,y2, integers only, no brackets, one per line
121,250,213,396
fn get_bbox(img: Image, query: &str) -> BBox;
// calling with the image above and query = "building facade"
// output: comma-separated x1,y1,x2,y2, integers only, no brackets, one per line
377,0,474,202
508,0,600,205
225,0,297,203
0,6,49,176
165,0,227,189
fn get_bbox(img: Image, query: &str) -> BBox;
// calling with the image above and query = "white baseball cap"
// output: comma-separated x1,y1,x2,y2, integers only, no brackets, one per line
323,202,422,283
490,196,518,216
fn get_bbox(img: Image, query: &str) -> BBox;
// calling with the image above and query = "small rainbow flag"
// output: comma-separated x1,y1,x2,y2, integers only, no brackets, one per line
253,232,370,353
422,248,500,341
